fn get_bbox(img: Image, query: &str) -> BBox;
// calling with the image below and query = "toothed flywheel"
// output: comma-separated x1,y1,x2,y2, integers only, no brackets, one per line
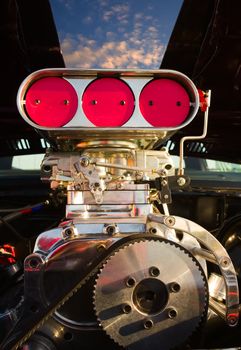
93,238,208,350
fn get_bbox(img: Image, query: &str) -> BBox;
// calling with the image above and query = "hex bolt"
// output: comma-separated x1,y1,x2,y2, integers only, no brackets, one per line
164,216,176,227
149,266,160,277
149,227,157,234
104,224,118,236
168,308,178,319
91,100,97,105
126,277,136,288
64,99,69,105
62,228,74,239
65,229,73,236
35,99,41,104
122,303,132,314
143,319,154,329
220,257,231,268
170,282,181,293
120,100,126,105
80,157,89,167
177,177,186,187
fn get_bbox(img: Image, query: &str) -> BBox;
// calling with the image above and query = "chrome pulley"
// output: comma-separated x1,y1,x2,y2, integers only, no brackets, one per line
94,239,208,350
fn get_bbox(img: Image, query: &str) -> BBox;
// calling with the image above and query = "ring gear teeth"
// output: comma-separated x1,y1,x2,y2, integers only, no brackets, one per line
93,238,208,350
0,235,149,350
1,235,207,350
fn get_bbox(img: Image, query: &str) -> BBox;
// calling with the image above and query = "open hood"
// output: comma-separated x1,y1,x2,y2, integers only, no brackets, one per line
0,0,64,156
161,0,241,162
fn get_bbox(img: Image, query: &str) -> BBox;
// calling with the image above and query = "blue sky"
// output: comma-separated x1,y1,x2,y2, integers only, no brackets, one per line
50,0,183,69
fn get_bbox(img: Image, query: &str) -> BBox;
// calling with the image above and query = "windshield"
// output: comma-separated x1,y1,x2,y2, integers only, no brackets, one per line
49,0,183,69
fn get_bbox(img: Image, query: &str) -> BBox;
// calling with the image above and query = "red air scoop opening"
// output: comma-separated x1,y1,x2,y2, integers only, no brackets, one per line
25,77,78,127
139,79,190,127
82,77,135,127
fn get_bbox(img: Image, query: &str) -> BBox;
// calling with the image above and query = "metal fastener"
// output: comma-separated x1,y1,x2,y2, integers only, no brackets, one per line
122,304,132,314
62,227,75,239
170,282,181,293
220,256,231,268
80,157,90,167
164,216,176,227
126,277,136,288
149,266,160,277
149,227,157,234
168,308,177,319
177,177,186,187
143,319,153,329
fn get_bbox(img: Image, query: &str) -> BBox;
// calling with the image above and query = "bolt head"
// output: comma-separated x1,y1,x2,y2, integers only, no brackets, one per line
220,256,230,268
177,177,186,187
168,308,177,319
80,157,89,167
170,282,181,293
164,216,175,227
122,304,132,314
149,266,160,277
143,319,153,329
126,277,136,288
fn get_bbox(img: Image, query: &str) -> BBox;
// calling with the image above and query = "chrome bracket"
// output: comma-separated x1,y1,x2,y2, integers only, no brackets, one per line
148,213,239,326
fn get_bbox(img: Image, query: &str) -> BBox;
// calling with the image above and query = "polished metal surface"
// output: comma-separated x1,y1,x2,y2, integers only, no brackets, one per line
34,222,146,254
94,239,208,350
17,69,200,145
68,189,150,205
209,273,226,301
148,214,240,326
7,67,240,350
41,147,174,207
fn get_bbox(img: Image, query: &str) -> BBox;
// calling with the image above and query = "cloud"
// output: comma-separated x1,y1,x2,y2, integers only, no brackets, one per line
102,4,129,23
61,33,165,69
60,8,165,69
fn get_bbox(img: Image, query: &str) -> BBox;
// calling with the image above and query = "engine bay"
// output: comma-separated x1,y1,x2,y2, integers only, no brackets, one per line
0,69,241,350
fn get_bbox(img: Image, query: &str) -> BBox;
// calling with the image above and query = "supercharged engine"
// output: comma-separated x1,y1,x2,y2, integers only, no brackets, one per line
0,69,239,350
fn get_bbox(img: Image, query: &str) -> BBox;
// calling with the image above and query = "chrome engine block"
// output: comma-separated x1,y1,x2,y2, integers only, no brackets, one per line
0,69,239,350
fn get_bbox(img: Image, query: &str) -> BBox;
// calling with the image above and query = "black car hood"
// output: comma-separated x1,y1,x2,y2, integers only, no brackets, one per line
1,0,241,163
0,0,64,157
161,0,241,162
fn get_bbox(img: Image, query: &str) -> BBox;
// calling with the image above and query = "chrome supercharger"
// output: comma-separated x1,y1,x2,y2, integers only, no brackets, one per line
1,69,239,350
